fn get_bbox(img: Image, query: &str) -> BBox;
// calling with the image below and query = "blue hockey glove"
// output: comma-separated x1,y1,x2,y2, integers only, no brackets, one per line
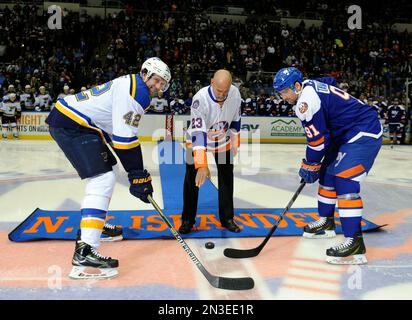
128,169,153,203
299,159,321,183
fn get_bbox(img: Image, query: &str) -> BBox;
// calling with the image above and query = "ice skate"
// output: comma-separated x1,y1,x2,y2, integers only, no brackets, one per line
303,216,336,239
100,222,123,242
326,232,367,265
69,231,119,279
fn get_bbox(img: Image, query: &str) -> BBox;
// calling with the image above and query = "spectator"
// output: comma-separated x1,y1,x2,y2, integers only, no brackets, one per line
20,85,36,111
150,91,169,114
170,95,187,115
34,86,52,111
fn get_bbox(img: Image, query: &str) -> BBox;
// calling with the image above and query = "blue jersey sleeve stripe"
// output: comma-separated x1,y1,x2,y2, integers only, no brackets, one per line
191,131,207,148
229,120,241,132
112,135,138,143
133,74,151,109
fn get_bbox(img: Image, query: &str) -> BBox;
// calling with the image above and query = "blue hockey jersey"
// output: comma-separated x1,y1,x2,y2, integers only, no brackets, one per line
294,80,382,163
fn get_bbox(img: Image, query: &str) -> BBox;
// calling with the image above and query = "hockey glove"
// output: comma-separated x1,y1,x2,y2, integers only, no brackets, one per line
299,159,321,184
128,169,153,203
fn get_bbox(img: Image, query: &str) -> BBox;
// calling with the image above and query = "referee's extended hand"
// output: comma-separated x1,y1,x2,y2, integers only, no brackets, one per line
195,167,211,187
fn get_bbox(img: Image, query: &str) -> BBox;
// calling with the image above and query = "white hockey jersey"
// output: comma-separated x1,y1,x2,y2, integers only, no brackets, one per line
150,96,168,113
1,96,21,117
57,93,69,100
187,84,241,168
20,93,36,110
48,74,151,150
35,93,53,111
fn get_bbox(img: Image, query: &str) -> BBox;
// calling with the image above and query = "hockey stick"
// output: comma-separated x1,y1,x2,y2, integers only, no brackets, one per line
147,195,255,290
224,181,306,259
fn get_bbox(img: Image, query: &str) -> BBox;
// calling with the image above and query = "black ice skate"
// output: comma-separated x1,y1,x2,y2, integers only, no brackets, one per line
303,216,336,239
326,232,367,265
69,231,119,279
101,222,123,242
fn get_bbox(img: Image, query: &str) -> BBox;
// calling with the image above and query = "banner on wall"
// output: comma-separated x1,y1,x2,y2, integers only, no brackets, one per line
9,113,391,143
15,112,50,138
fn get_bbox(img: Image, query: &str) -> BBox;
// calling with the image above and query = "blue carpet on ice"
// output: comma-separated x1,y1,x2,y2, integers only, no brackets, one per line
8,141,384,242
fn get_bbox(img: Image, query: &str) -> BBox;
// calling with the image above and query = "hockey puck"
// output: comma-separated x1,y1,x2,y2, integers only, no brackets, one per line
205,242,215,249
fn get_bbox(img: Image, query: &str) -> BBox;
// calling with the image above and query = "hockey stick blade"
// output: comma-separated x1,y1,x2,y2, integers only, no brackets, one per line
199,261,255,290
148,195,255,290
224,246,261,259
224,181,306,259
216,276,255,290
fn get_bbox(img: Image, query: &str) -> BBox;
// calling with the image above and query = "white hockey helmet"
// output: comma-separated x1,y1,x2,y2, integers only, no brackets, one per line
141,57,171,91
9,93,16,100
25,84,31,91
39,86,46,93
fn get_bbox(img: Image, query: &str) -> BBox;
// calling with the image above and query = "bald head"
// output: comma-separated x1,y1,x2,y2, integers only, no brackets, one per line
213,70,232,85
211,69,232,103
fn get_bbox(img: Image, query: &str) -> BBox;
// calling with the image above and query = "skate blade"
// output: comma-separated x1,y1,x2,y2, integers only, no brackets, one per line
69,266,119,280
303,230,336,239
100,235,123,242
326,254,368,265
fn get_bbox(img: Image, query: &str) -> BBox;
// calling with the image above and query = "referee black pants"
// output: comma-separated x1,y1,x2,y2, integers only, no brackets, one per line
182,148,234,224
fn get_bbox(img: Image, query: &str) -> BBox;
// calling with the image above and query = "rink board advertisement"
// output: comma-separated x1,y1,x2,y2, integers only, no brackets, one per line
8,113,392,143
172,115,306,143
12,112,50,139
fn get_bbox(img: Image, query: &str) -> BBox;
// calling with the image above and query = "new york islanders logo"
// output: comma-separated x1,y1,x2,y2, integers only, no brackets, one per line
299,102,308,114
207,121,229,141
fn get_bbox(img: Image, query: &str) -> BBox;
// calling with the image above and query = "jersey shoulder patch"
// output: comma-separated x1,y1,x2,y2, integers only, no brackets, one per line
296,86,322,122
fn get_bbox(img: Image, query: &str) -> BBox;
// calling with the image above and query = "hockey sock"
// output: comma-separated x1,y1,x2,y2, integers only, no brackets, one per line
80,208,107,248
317,184,337,218
11,123,17,136
80,171,115,247
340,216,362,238
335,177,362,238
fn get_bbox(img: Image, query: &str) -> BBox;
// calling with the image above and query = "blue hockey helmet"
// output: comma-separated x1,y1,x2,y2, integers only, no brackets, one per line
273,67,303,93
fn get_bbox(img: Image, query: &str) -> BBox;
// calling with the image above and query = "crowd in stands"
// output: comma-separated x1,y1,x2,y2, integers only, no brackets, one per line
0,1,411,119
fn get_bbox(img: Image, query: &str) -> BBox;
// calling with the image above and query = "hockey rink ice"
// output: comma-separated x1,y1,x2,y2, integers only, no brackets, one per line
0,140,411,300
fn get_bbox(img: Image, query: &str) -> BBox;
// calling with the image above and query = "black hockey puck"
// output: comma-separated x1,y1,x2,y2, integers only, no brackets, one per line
205,241,215,249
